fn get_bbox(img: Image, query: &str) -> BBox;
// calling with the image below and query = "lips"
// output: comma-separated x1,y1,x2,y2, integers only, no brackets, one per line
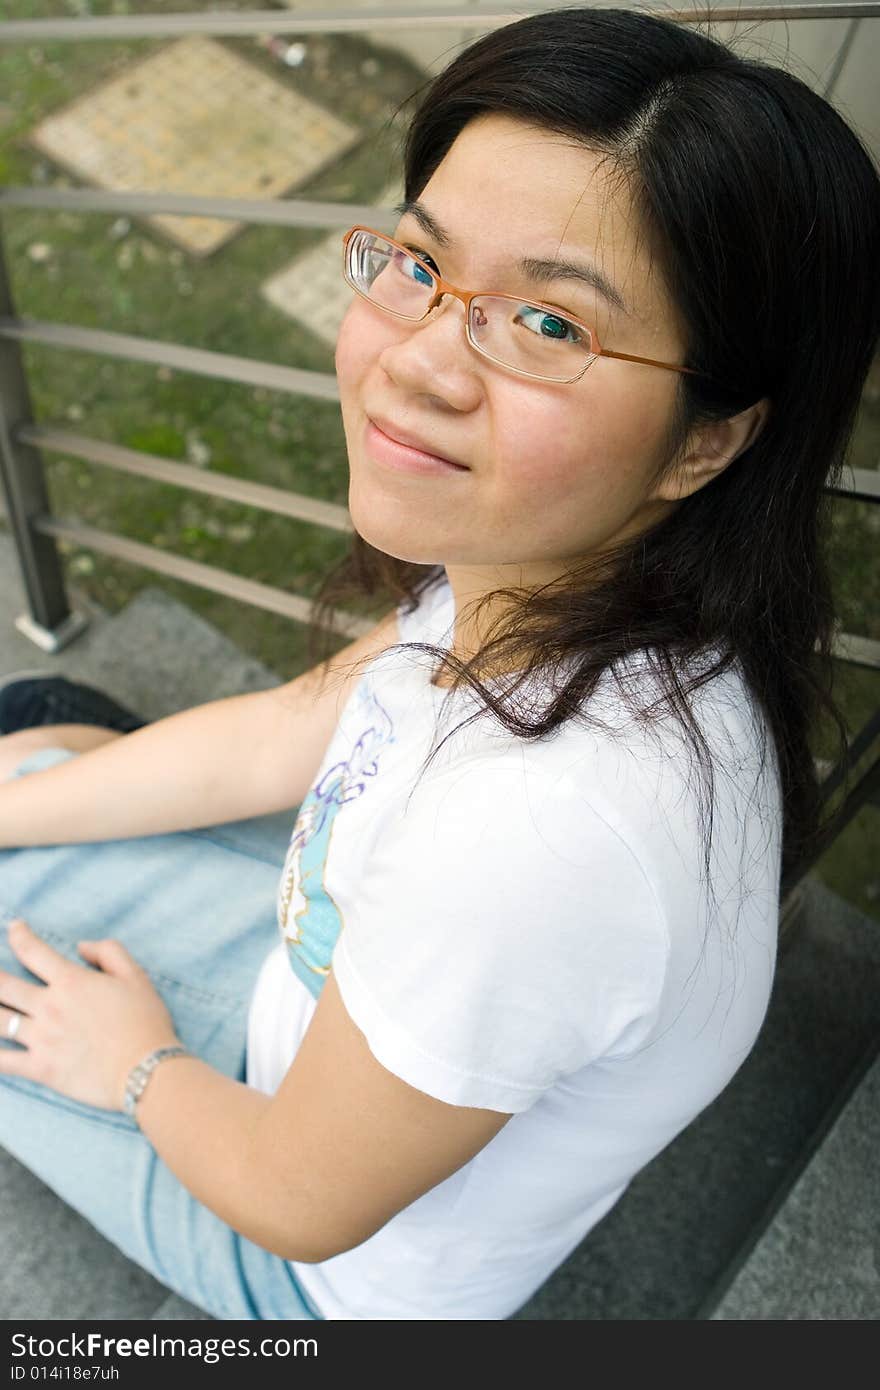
368,414,468,469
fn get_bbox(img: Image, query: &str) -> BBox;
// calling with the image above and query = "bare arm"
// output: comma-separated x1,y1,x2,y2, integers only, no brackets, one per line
0,609,399,848
0,931,509,1266
136,974,511,1263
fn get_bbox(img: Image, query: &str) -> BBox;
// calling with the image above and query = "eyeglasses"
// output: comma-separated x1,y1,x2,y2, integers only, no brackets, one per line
341,225,700,385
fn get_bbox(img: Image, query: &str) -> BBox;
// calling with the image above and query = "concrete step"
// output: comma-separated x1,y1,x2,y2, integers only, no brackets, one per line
0,533,282,720
699,1036,880,1319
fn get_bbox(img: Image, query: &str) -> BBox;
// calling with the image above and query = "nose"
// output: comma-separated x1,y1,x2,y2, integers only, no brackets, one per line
376,294,483,412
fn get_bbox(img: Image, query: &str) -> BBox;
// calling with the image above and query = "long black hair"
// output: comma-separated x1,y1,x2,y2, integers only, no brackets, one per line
309,6,880,900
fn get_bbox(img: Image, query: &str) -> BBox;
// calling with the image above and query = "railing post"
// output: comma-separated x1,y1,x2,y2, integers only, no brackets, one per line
0,226,88,652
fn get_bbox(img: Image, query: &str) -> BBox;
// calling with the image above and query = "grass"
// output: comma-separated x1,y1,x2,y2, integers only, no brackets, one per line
1,0,426,672
1,0,878,919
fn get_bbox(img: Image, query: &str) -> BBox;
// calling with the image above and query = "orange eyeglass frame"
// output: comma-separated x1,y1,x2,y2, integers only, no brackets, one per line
341,224,702,382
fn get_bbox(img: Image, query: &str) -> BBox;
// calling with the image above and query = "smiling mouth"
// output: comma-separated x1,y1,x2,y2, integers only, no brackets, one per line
366,417,470,473
367,416,469,469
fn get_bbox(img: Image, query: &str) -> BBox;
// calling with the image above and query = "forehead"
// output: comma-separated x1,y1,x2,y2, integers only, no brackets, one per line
412,112,665,321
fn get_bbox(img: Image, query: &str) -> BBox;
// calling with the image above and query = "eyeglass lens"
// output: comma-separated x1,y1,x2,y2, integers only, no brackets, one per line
345,230,595,382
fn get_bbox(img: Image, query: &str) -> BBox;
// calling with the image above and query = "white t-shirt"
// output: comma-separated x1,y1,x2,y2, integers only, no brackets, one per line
246,570,782,1320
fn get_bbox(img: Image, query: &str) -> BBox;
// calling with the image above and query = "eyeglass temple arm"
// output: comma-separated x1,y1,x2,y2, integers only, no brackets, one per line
598,347,701,377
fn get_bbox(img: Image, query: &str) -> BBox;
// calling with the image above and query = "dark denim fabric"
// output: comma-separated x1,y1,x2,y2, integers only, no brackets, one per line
0,677,147,735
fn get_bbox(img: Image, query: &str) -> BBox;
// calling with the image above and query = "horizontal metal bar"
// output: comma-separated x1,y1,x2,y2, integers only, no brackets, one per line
0,317,339,401
0,188,398,232
20,416,876,509
29,515,880,664
827,467,880,502
815,706,880,802
3,324,875,508
2,4,877,43
830,631,880,669
18,498,878,661
31,514,373,640
18,416,880,536
15,425,353,535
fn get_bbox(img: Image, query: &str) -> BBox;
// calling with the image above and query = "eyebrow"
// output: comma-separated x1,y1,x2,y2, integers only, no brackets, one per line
393,198,630,316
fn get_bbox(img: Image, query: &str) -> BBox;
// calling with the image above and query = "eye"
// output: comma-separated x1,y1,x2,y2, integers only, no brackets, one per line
401,245,440,284
514,304,587,345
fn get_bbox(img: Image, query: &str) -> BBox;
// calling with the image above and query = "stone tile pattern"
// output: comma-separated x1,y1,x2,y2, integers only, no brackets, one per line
28,36,361,256
261,181,403,346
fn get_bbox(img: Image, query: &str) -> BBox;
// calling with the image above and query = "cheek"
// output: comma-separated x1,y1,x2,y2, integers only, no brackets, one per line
336,301,415,445
335,301,374,393
497,375,674,503
491,399,609,506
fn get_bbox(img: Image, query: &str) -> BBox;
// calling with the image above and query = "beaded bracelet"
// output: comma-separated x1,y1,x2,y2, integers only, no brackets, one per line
123,1043,191,1122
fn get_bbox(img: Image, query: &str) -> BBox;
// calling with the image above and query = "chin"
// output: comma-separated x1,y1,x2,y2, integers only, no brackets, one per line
348,516,435,566
346,484,445,566
354,526,447,567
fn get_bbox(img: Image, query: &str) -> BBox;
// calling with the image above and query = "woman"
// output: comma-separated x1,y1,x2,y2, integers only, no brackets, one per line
0,7,877,1321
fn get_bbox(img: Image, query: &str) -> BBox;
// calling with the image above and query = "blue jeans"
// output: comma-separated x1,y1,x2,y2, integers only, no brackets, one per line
0,745,323,1321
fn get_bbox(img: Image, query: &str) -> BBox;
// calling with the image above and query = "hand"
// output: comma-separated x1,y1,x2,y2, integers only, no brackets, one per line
0,918,180,1112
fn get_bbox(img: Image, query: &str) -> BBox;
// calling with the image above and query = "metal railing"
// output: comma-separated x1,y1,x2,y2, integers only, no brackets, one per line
0,4,877,898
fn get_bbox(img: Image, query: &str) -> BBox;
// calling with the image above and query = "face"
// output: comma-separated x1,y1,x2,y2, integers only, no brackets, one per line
335,112,691,626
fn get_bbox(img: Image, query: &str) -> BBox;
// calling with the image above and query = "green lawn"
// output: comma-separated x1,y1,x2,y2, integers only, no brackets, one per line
1,0,878,919
1,0,424,674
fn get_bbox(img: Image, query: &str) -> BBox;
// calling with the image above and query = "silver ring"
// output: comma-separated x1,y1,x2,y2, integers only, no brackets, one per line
5,1011,22,1041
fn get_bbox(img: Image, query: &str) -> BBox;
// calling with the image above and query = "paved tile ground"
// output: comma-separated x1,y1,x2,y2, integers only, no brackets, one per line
28,35,361,257
261,180,403,346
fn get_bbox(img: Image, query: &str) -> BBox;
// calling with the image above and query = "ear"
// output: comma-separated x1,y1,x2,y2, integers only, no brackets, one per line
653,397,771,503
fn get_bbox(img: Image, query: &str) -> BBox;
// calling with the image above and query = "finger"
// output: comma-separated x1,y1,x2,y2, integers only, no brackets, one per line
78,938,144,979
0,1004,30,1049
0,1035,32,1078
6,919,69,985
0,968,45,1016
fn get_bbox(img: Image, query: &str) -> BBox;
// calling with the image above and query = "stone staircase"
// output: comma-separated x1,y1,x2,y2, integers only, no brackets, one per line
701,1039,880,1319
0,529,877,1321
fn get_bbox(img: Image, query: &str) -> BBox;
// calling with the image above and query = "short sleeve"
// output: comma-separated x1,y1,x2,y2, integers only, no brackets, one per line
330,758,670,1114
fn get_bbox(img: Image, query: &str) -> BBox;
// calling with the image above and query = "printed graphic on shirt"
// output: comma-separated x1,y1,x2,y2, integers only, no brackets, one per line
277,682,395,999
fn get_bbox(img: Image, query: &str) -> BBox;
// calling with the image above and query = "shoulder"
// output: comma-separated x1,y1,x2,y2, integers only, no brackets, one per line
573,642,781,808
333,746,673,1099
